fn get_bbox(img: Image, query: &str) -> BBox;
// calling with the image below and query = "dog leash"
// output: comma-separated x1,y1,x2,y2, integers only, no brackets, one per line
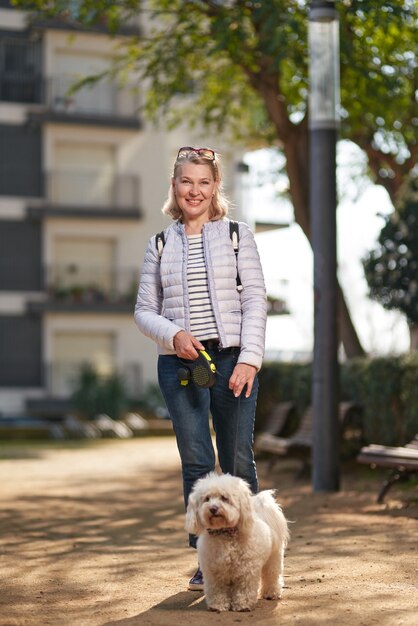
232,394,241,476
212,365,241,476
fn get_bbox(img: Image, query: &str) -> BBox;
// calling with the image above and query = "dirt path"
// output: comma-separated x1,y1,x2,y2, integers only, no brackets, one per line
0,437,417,626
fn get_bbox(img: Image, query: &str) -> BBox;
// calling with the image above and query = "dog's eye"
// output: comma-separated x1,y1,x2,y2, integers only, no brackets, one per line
220,495,229,502
204,496,210,502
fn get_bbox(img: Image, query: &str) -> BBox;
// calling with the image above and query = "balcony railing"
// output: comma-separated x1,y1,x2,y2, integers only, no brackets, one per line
45,264,139,307
45,170,139,211
46,75,139,119
42,361,142,398
0,73,43,104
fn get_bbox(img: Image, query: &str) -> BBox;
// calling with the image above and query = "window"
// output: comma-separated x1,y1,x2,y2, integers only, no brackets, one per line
52,51,113,115
51,236,115,296
50,142,115,207
0,33,41,103
0,124,42,197
0,316,42,387
0,220,42,291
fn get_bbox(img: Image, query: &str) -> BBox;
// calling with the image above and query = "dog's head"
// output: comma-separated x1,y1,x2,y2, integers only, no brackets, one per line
185,473,254,536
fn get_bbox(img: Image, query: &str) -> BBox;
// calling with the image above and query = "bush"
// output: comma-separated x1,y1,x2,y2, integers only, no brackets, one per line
129,383,170,419
400,352,418,444
257,362,311,418
341,357,403,445
72,364,128,420
257,356,418,446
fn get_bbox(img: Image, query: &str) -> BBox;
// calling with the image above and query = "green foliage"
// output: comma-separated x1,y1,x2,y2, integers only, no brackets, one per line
340,1,417,153
258,356,418,446
72,364,128,420
363,173,418,322
340,356,404,445
131,382,169,418
13,0,417,176
257,361,311,419
399,351,418,443
11,0,417,357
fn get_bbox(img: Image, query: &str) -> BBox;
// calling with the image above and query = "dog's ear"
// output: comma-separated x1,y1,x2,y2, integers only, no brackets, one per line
236,482,254,535
185,491,203,535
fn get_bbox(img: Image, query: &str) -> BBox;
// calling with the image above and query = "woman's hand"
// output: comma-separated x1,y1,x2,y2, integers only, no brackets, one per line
229,363,257,398
173,330,204,360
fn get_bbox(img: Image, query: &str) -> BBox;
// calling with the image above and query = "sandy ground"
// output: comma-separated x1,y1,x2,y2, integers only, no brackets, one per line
0,436,417,626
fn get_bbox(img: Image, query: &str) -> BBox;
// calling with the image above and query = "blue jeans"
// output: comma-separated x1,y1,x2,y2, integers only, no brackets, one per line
158,347,259,548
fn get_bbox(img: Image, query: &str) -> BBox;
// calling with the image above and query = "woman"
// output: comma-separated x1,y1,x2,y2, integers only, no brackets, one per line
134,146,267,590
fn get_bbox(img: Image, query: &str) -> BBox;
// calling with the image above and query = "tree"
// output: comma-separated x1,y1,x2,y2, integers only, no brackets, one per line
14,0,417,356
363,173,418,350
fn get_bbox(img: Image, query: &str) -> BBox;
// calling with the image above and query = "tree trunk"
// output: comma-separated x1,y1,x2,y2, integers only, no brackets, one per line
244,67,366,358
409,324,418,351
337,284,365,357
284,126,366,358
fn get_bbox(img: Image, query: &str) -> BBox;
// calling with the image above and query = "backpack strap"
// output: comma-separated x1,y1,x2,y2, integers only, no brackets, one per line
229,220,243,293
155,230,165,258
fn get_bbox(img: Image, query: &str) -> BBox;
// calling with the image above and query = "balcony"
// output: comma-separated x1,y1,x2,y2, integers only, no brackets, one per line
27,264,139,314
27,76,141,128
0,72,43,104
27,170,141,219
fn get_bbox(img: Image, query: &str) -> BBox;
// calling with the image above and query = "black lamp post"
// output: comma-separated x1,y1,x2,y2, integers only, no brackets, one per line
308,0,340,491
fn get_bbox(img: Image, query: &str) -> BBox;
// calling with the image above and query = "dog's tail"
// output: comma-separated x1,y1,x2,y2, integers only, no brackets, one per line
253,490,290,549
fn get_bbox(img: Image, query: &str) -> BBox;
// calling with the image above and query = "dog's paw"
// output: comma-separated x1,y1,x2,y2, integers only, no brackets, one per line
207,603,230,613
231,596,256,612
206,595,231,613
261,589,282,601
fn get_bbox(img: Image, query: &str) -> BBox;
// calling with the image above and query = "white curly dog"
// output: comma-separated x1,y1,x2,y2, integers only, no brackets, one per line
185,473,289,612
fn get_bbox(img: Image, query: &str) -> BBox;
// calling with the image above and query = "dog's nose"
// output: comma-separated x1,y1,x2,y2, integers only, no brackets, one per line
209,505,218,515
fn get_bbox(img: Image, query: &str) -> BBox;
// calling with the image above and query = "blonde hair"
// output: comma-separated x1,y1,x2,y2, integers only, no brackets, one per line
162,150,230,221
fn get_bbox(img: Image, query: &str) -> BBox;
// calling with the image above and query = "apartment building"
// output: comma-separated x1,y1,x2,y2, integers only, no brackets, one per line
0,2,243,417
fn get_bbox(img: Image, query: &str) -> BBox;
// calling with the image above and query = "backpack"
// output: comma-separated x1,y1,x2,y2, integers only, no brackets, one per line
155,220,243,292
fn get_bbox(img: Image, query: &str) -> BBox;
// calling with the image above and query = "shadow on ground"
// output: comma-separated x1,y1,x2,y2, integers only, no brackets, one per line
0,440,417,626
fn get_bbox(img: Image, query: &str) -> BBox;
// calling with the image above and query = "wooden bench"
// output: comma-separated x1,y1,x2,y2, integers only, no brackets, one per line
357,435,418,503
255,402,362,476
255,401,296,443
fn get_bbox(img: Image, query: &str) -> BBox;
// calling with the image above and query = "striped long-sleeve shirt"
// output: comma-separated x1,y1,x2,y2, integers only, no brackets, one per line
187,234,219,341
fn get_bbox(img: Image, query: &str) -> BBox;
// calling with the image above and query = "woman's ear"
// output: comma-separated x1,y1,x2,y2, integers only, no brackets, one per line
237,483,254,535
185,491,201,534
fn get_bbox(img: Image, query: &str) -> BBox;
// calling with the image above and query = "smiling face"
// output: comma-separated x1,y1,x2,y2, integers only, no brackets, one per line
172,162,218,228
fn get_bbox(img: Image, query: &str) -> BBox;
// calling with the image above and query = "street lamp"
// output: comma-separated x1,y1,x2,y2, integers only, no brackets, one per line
308,0,340,491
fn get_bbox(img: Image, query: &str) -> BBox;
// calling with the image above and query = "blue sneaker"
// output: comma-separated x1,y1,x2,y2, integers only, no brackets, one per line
188,567,204,591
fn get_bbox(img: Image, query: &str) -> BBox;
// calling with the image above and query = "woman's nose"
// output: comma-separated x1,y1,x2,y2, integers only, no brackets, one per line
189,183,201,195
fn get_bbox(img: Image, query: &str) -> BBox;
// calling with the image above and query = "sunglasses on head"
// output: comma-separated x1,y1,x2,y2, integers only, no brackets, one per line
177,146,215,160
